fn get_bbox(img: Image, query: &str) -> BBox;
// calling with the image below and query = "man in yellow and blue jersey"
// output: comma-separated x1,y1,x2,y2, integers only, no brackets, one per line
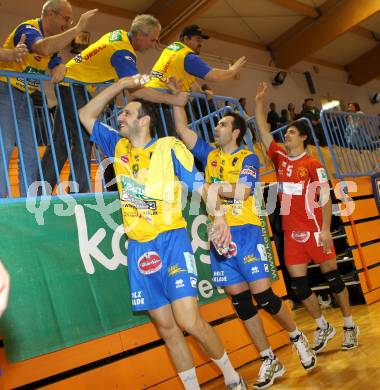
78,75,247,390
146,25,247,137
0,0,96,198
40,14,188,195
173,103,317,389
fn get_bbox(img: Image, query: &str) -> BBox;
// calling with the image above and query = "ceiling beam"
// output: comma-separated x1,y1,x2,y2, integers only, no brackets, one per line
350,25,376,41
271,0,380,69
269,0,319,18
346,45,380,85
70,0,136,20
203,29,267,51
160,0,220,43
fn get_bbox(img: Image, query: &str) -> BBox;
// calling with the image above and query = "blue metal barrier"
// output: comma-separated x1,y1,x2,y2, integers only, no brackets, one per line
0,69,331,201
320,109,380,178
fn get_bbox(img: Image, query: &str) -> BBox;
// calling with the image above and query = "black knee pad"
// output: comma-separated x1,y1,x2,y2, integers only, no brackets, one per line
323,270,345,294
290,276,313,301
253,288,282,315
231,290,257,320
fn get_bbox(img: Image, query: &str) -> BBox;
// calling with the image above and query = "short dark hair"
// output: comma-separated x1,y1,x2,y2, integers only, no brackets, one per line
304,98,314,103
348,101,361,112
286,121,310,148
224,112,247,146
132,98,157,138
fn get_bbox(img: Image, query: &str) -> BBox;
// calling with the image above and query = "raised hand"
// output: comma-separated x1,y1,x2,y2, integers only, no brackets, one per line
255,81,268,102
229,56,247,74
76,9,98,31
14,34,28,63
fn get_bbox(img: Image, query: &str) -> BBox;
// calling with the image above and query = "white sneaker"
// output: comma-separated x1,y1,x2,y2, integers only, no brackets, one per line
312,323,336,353
253,356,285,389
227,376,247,390
342,325,359,350
291,332,317,371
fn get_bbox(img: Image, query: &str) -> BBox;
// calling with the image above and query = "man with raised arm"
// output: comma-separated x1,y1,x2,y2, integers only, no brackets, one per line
146,24,246,136
0,0,97,198
254,82,358,353
173,101,316,389
78,75,247,390
40,14,188,194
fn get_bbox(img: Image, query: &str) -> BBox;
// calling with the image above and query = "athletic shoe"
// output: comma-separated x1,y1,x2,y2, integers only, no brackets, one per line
253,356,286,389
227,376,247,390
291,332,317,371
342,325,359,350
312,323,337,353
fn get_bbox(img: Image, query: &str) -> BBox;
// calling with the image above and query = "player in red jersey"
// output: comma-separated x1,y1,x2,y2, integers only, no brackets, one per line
254,82,358,353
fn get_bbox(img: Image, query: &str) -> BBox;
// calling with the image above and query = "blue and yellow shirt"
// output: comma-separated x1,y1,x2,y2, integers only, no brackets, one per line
65,30,138,84
192,137,261,227
0,18,62,93
146,41,211,92
90,121,203,242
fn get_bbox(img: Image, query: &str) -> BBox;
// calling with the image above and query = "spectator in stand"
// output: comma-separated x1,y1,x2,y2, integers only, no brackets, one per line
279,109,289,126
238,97,249,117
345,102,367,149
287,103,298,122
267,102,281,141
300,98,325,146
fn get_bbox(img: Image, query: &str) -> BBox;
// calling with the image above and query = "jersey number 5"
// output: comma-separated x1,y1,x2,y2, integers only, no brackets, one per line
286,165,293,177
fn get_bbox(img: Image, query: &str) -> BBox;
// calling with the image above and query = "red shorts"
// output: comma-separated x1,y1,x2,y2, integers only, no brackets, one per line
284,231,336,266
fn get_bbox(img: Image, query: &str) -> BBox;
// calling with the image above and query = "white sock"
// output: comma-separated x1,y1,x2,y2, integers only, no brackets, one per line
288,327,301,339
344,315,355,328
316,315,328,329
178,367,200,390
211,352,240,386
260,347,275,359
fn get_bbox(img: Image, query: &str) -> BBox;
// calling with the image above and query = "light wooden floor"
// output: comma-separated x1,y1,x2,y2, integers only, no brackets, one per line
202,301,380,390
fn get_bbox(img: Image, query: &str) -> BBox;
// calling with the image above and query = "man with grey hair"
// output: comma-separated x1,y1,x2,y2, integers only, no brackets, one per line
40,13,188,195
0,0,97,198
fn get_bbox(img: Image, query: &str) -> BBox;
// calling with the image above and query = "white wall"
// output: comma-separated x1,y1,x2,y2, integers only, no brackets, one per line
1,0,380,114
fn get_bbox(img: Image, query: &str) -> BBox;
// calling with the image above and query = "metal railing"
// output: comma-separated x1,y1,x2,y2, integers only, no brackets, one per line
0,69,331,200
320,109,380,178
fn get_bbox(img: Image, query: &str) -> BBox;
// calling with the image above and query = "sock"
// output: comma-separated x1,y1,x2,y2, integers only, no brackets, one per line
344,315,355,328
260,347,275,359
315,315,328,329
211,351,240,386
288,327,301,340
178,367,200,390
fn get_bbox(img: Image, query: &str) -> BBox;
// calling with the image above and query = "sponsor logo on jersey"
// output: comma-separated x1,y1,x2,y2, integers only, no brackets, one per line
244,254,259,264
109,30,123,42
34,55,42,62
297,166,309,180
232,157,238,166
74,54,82,63
175,279,185,288
167,42,184,52
291,231,310,243
211,160,217,167
226,241,237,258
190,277,197,288
168,264,187,276
251,266,259,274
138,251,162,275
241,165,257,177
131,291,145,306
121,155,129,164
124,55,135,63
84,45,107,61
316,167,328,182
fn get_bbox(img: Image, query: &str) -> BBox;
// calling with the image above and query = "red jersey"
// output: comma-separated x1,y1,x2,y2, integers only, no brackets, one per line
267,141,329,232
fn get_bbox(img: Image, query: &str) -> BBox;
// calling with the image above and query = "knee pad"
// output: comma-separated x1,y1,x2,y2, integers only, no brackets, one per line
231,290,257,321
290,276,313,301
253,288,282,315
323,270,345,294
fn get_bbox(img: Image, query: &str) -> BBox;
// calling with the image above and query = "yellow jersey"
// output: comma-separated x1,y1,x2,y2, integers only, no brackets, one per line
65,30,138,84
192,138,261,227
0,18,62,93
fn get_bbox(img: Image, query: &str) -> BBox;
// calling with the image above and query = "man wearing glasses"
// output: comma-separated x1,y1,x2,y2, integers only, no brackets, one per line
0,0,97,198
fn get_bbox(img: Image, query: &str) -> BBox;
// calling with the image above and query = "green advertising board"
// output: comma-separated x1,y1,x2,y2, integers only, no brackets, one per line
0,193,277,362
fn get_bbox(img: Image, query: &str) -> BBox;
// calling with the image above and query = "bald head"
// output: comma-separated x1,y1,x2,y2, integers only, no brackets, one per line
42,0,71,15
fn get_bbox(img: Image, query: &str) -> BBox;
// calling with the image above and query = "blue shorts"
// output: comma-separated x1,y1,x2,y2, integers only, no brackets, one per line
127,228,198,311
210,224,270,287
